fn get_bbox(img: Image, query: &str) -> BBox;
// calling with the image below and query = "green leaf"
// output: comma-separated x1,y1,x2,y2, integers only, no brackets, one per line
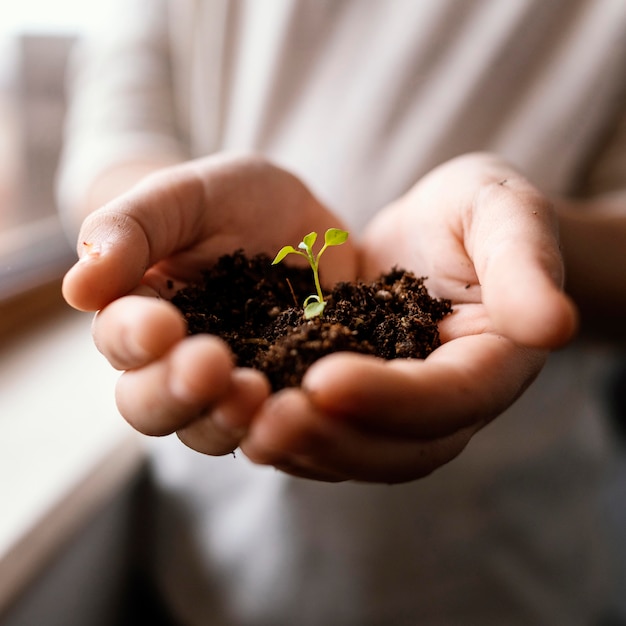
272,227,349,319
304,299,326,319
324,228,349,247
272,245,298,264
302,231,318,251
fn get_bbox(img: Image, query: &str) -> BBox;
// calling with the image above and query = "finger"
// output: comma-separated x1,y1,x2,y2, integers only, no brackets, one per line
176,368,271,456
62,163,208,312
115,334,233,436
282,426,477,484
301,335,545,438
468,174,578,348
240,388,360,480
93,293,187,370
481,237,579,348
241,389,477,483
270,461,347,483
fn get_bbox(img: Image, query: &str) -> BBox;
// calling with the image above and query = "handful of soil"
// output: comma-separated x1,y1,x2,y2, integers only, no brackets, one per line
171,251,452,391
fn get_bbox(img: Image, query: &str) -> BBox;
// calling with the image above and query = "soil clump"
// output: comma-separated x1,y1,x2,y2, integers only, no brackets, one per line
172,251,452,391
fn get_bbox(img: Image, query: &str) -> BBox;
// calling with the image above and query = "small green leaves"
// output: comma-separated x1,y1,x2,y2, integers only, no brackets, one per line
272,227,349,319
324,228,349,247
302,231,318,250
303,295,326,319
272,245,298,265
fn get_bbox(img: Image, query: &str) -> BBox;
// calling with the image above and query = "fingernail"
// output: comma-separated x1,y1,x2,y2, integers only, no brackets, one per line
78,241,108,262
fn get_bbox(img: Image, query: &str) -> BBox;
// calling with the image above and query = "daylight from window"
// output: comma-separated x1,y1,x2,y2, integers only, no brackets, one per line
0,1,110,299
0,1,110,37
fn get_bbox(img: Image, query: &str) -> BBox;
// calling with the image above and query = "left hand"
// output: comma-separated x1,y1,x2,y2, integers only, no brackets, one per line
240,153,578,483
62,154,357,457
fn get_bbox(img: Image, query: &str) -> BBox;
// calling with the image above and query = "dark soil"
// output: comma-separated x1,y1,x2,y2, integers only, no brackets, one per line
171,251,452,391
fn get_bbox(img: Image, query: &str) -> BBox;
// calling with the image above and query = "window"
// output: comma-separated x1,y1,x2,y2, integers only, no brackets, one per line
0,2,111,301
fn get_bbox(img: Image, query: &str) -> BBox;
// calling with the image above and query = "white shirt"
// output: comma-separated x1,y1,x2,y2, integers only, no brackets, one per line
58,1,626,624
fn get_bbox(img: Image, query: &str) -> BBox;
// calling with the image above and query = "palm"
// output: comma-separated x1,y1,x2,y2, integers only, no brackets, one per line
360,197,488,346
239,154,579,482
359,153,576,349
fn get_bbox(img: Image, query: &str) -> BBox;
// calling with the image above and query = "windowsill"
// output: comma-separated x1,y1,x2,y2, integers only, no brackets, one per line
0,215,76,302
0,287,144,613
0,30,78,303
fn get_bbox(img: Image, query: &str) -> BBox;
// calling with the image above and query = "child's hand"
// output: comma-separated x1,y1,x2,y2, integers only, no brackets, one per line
239,153,579,483
62,153,357,456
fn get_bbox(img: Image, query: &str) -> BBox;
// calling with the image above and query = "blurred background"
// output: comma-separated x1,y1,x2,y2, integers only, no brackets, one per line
0,2,625,625
0,4,146,625
0,0,113,300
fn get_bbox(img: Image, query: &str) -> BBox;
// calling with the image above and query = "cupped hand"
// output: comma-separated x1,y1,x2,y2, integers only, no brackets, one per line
62,153,357,455
240,153,579,483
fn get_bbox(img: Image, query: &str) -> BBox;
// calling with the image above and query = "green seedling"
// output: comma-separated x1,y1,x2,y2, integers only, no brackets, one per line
272,228,349,319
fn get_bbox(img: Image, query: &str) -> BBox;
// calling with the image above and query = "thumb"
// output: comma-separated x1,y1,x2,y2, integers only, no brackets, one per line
472,182,578,349
62,166,204,312
62,211,150,312
482,241,578,348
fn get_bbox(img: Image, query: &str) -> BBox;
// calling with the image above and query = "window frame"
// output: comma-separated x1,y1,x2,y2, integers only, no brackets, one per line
0,32,77,303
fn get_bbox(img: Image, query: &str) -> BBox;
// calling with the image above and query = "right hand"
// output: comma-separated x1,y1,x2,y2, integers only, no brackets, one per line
238,153,578,483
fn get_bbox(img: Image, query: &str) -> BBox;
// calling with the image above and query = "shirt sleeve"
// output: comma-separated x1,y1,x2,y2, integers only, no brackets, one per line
56,0,187,218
